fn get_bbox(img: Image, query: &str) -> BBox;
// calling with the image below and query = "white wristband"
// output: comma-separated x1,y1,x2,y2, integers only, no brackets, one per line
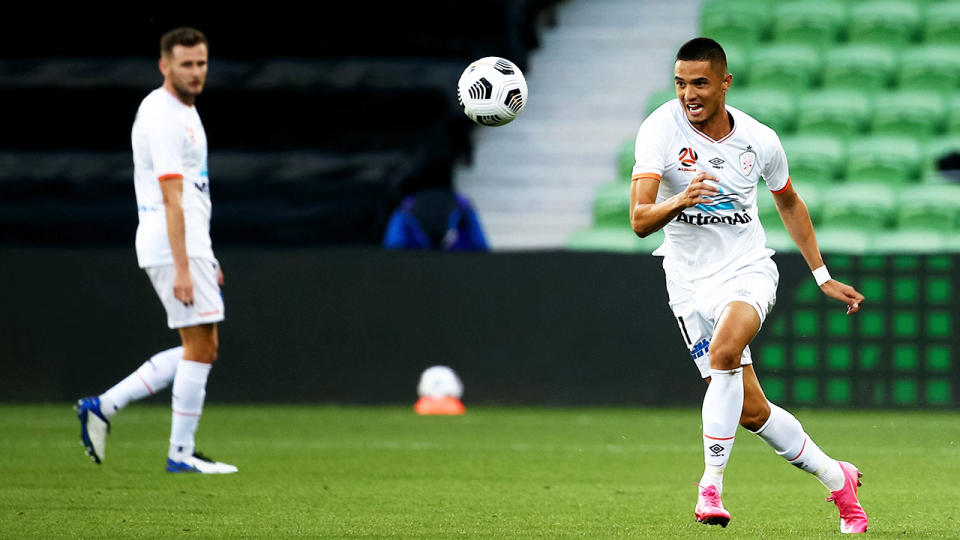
812,265,831,286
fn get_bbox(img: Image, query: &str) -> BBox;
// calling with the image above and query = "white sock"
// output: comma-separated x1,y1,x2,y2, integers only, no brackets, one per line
700,367,744,493
752,402,845,491
100,347,182,419
169,359,212,461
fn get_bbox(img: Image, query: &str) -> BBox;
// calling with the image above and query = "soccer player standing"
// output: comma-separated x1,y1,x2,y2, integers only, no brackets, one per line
75,27,236,474
630,38,867,533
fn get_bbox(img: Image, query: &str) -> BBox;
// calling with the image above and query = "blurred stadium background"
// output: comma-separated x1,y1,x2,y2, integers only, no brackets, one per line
1,1,958,410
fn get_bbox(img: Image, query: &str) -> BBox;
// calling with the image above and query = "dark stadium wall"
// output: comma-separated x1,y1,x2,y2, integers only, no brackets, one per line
2,247,957,408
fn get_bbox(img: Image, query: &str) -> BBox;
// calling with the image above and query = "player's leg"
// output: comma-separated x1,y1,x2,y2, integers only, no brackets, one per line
166,322,236,474
698,301,759,495
76,347,182,464
742,366,868,533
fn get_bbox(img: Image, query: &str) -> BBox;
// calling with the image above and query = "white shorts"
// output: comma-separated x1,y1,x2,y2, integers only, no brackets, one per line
665,258,778,378
145,258,225,329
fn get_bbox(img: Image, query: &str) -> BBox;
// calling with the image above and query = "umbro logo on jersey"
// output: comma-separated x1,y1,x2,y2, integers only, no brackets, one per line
708,157,725,169
678,147,698,167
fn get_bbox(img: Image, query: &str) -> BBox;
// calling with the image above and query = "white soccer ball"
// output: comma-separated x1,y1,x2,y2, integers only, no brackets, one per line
417,365,464,399
457,56,528,127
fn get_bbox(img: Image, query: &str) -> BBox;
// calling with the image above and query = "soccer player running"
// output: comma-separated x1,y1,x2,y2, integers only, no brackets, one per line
75,27,236,474
630,38,867,533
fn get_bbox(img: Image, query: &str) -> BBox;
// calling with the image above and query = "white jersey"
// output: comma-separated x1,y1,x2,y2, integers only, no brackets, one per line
632,99,791,282
132,87,214,268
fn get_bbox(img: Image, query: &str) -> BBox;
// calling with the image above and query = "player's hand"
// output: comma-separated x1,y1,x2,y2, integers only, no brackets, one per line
679,171,720,208
820,280,864,315
173,269,195,306
217,264,224,287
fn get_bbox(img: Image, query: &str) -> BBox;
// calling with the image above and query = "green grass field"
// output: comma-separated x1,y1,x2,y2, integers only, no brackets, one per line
1,404,958,538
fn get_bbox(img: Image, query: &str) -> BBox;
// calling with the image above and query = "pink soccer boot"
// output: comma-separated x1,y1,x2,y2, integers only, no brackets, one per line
695,485,731,527
826,461,868,533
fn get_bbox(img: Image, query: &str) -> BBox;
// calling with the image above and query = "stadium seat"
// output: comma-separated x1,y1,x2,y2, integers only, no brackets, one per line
922,2,960,44
821,45,898,91
755,185,782,229
847,0,921,45
745,45,822,93
592,182,630,228
845,136,922,184
816,228,873,254
947,94,960,135
819,183,897,230
645,88,676,116
896,184,960,231
772,0,848,49
699,0,773,48
726,89,797,134
795,90,872,138
922,136,960,182
870,229,947,253
566,227,663,254
724,43,751,85
870,91,946,140
617,139,634,181
896,46,960,93
780,135,845,185
764,228,799,252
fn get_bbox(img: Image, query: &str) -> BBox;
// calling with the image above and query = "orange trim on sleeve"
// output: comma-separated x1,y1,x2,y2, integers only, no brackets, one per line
770,177,791,194
157,173,184,182
631,173,661,182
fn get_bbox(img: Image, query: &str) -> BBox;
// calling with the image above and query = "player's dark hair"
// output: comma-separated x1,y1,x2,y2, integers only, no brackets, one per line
160,27,208,57
676,37,727,75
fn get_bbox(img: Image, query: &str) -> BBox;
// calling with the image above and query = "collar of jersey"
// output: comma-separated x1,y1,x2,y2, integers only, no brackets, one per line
682,105,737,144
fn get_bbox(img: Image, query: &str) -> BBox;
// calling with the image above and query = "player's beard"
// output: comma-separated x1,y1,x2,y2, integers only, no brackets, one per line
172,79,204,104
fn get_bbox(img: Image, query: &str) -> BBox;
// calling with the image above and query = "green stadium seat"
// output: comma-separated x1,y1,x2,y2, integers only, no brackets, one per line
922,2,960,44
566,227,663,254
592,182,631,228
822,45,898,91
772,0,848,49
896,184,960,231
896,46,960,93
947,94,960,135
726,88,797,134
845,135,922,184
922,136,960,182
755,184,782,229
645,88,676,116
870,229,947,253
700,0,773,48
745,45,822,93
819,183,897,230
816,227,873,254
847,0,921,45
780,135,845,185
616,139,634,181
870,91,946,140
724,43,751,85
795,90,873,138
764,228,799,253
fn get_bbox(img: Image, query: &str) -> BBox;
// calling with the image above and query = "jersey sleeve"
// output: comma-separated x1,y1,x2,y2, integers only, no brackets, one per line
146,111,186,181
631,110,669,181
761,131,790,193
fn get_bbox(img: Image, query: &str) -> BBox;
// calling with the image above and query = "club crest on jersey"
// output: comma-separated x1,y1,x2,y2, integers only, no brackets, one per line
740,145,756,174
678,147,698,167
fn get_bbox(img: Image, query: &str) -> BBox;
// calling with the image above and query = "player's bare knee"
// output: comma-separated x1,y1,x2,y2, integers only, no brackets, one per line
707,345,742,371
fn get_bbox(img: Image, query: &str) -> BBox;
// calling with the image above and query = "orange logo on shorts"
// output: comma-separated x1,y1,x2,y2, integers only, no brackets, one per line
678,147,698,167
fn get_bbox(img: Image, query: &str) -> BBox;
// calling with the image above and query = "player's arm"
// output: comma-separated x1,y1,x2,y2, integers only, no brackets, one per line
159,176,194,306
773,182,864,314
630,171,719,237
